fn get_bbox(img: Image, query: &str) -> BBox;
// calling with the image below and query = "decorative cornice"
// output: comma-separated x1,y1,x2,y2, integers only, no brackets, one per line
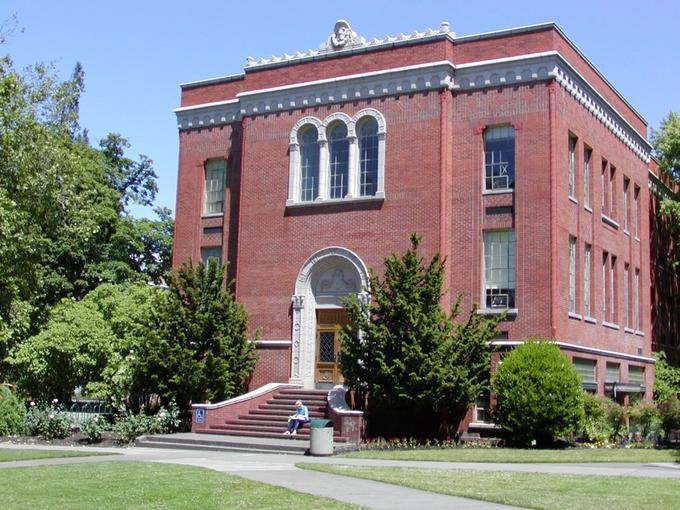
245,21,454,70
174,51,651,162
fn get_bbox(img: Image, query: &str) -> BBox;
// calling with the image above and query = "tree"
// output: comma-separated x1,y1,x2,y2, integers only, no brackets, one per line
653,351,680,402
491,340,585,447
652,111,680,266
340,234,503,438
0,56,173,379
9,284,158,404
129,260,257,418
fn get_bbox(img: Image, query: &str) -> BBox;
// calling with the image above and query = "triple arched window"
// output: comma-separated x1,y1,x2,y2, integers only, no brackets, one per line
287,109,386,205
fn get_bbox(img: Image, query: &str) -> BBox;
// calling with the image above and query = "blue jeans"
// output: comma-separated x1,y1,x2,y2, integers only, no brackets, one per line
288,419,307,432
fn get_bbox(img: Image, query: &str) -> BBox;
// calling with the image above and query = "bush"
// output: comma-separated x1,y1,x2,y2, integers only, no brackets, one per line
112,403,180,443
491,340,585,447
80,415,107,443
606,401,628,440
22,400,72,439
581,393,611,443
0,386,25,435
658,395,680,438
628,400,659,439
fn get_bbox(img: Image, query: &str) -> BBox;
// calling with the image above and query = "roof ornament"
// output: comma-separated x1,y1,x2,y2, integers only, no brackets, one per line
320,20,365,51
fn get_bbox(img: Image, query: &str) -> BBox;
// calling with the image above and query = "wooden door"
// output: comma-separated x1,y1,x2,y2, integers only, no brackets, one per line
315,309,348,385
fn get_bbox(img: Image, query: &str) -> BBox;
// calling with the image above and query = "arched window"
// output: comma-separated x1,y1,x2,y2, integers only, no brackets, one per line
328,123,349,199
299,126,320,201
358,118,379,196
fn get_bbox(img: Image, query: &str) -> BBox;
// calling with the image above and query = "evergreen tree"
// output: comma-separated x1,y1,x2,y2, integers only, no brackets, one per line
130,260,257,418
340,234,503,438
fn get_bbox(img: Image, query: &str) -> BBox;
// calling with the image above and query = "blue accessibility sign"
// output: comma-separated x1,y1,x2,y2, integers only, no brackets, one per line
195,408,205,424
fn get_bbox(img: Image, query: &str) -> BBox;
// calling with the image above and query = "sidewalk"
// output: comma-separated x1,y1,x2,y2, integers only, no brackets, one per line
2,443,679,508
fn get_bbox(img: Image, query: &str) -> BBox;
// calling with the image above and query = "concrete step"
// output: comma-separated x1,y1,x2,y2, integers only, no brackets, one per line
201,427,349,443
136,432,310,454
216,422,344,437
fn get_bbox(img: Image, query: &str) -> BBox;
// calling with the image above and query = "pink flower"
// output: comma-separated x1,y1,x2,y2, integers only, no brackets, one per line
52,398,59,404
29,401,35,407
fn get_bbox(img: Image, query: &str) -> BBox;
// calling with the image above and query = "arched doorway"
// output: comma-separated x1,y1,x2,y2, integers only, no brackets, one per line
291,247,369,389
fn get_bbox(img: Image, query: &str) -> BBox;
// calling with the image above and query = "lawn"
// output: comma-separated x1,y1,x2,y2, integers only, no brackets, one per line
0,461,363,510
299,464,680,510
0,448,114,463
340,447,680,463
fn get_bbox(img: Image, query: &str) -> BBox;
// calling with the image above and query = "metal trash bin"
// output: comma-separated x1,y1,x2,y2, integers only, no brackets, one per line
309,419,334,456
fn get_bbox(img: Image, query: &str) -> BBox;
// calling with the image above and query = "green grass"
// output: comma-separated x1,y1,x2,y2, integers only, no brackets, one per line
340,447,680,463
299,464,680,510
0,448,114,462
0,461,363,509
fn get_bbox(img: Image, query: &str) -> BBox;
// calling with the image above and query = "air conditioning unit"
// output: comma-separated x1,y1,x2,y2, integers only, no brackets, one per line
490,294,509,308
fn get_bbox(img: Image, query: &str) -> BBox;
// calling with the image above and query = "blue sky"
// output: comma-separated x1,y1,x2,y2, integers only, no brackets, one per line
3,0,678,218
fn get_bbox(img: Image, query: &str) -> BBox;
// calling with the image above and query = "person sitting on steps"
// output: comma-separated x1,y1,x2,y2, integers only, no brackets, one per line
283,400,309,435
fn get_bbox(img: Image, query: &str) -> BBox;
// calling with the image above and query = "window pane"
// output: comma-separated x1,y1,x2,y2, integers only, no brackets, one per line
204,159,226,214
358,119,379,196
573,358,596,384
606,362,620,383
484,126,515,190
628,366,644,385
201,247,222,266
569,236,576,314
328,123,349,199
299,126,319,201
484,230,516,308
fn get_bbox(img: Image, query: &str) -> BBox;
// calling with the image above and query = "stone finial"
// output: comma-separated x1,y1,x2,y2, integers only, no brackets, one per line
440,21,450,33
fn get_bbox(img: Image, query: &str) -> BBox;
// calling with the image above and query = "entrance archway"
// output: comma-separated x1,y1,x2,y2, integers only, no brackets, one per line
291,247,369,388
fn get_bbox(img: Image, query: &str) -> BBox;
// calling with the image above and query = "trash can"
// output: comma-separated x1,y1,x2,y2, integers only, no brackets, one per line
309,419,334,456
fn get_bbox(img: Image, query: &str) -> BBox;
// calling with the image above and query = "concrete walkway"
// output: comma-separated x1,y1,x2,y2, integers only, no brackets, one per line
2,443,679,509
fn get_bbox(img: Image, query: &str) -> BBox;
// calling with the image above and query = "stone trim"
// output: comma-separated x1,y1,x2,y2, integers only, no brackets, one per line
175,52,651,163
490,340,655,363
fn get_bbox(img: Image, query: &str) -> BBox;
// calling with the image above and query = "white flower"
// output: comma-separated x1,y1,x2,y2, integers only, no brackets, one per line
52,398,59,404
49,414,55,419
29,401,35,407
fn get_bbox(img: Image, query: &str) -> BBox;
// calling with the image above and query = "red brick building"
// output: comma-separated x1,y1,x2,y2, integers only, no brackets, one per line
174,21,673,428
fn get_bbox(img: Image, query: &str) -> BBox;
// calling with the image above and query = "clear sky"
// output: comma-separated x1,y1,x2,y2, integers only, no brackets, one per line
3,0,678,218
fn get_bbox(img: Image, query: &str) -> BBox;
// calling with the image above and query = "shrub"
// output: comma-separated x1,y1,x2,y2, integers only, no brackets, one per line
581,393,611,443
658,395,680,438
606,401,628,440
628,400,659,439
491,340,585,447
80,415,107,443
0,386,25,435
22,400,72,439
112,403,180,443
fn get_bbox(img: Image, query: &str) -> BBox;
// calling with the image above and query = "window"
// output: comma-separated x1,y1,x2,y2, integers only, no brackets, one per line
624,263,630,329
623,177,630,232
484,126,515,191
474,391,491,423
287,110,386,206
610,255,617,324
609,165,616,219
634,268,640,330
204,158,226,214
602,251,608,321
200,246,222,265
569,236,576,314
606,362,620,383
484,230,516,309
583,243,591,317
633,185,640,238
583,146,591,208
328,123,349,199
573,357,597,387
299,126,320,202
628,366,644,385
568,135,576,199
358,118,379,196
601,159,607,213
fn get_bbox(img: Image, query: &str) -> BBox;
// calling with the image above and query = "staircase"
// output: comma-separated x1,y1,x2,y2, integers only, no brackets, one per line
197,388,348,443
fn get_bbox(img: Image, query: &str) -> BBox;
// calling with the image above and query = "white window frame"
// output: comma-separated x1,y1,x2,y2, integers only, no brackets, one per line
634,268,640,330
623,177,630,232
483,230,516,310
203,158,226,215
568,136,576,199
583,244,591,318
483,125,515,191
583,147,591,208
287,109,386,206
569,236,576,314
623,263,629,329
